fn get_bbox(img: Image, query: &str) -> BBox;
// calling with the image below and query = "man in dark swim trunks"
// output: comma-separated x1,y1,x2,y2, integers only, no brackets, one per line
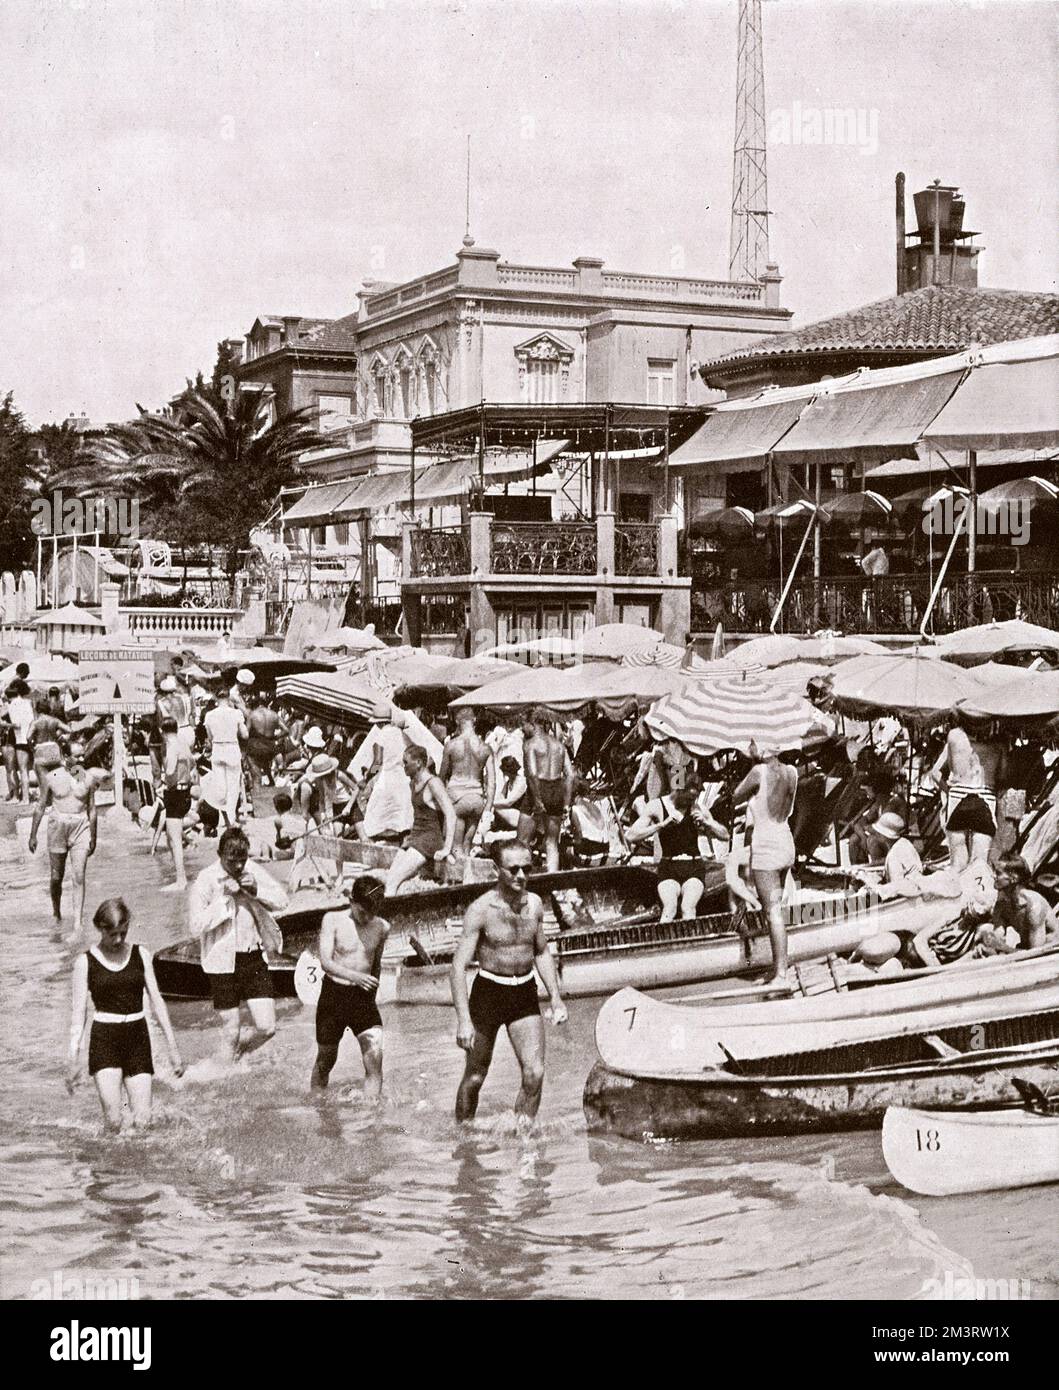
311,875,389,1101
450,842,567,1124
523,707,574,872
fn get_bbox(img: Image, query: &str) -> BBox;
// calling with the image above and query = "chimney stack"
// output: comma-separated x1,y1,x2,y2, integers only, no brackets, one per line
899,178,982,292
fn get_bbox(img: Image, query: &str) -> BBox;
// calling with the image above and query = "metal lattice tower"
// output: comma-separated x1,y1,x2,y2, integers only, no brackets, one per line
728,0,770,283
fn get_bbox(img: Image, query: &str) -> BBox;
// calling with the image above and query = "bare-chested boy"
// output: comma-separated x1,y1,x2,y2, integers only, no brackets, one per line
450,842,567,1123
311,875,389,1102
28,738,102,937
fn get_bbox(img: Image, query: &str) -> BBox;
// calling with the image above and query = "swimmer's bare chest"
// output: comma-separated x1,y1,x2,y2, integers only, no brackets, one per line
475,892,542,973
330,913,387,973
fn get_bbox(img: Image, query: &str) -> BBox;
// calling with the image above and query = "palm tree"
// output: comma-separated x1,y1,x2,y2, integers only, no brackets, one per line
73,390,326,597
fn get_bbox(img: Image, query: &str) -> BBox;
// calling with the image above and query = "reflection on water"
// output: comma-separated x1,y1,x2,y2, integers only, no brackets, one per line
2,826,1055,1300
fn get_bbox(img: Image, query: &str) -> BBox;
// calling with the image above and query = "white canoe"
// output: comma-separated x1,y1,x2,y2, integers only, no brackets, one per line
882,1103,1059,1195
595,945,1059,1076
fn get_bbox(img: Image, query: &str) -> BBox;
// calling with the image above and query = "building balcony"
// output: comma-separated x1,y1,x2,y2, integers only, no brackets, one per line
691,569,1059,637
406,514,679,586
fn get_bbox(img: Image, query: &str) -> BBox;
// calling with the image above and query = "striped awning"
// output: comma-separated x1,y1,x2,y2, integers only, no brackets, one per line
645,670,833,756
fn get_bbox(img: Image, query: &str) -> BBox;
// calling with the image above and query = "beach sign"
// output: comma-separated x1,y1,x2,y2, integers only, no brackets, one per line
78,647,155,713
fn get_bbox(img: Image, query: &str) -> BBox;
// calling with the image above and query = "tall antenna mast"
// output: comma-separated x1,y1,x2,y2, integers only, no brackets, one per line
463,134,473,245
728,0,770,282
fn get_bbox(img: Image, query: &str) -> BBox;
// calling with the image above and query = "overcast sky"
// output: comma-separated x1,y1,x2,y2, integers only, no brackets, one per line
3,0,1056,426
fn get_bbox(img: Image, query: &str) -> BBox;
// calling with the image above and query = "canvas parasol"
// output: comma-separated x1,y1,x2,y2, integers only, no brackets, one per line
479,635,589,665
620,641,687,669
955,668,1059,722
826,651,978,722
933,618,1059,664
644,668,834,757
975,475,1059,514
450,661,688,719
823,490,894,525
0,654,80,687
275,671,392,729
687,506,757,541
578,622,664,660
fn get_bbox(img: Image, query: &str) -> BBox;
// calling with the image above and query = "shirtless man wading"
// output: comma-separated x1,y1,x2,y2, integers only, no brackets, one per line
311,876,389,1102
450,842,567,1123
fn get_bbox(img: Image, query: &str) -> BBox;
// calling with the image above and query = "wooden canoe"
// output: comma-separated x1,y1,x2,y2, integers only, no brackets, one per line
881,1102,1059,1196
380,889,953,1005
583,1026,1059,1140
594,945,1059,1076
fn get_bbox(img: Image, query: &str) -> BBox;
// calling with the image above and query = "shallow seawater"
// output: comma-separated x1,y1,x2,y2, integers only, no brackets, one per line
2,816,1056,1301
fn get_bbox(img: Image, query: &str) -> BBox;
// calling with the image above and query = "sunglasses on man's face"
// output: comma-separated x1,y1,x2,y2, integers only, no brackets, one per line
504,863,530,876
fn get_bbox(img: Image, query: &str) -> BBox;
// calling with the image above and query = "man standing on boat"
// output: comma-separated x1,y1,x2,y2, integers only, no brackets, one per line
450,842,567,1125
187,826,289,1061
311,875,389,1102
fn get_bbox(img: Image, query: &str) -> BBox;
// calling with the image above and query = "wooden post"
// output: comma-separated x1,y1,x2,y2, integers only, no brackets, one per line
813,462,822,628
663,410,671,513
966,448,977,623
71,530,78,604
112,713,124,819
52,534,58,607
409,437,416,515
94,531,101,605
477,404,486,491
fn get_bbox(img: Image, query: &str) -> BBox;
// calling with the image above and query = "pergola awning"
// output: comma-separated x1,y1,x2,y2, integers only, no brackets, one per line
282,442,570,526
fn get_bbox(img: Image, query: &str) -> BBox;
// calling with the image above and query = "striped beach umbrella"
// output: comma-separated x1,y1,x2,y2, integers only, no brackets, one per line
645,669,833,756
275,671,391,729
621,641,687,669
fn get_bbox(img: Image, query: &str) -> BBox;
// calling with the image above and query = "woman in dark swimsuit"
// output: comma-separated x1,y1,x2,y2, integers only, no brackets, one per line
384,744,456,895
68,898,183,1131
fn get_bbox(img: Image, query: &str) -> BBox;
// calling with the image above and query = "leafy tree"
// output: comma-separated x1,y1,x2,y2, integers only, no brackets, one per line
83,389,325,595
0,393,42,572
34,421,82,488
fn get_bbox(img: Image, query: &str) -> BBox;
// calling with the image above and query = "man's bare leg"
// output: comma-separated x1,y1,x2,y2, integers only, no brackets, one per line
48,851,66,924
239,996,276,1057
356,1026,384,1105
946,830,969,873
544,815,561,874
217,1006,242,1062
311,1043,340,1090
455,1029,496,1122
508,1014,546,1123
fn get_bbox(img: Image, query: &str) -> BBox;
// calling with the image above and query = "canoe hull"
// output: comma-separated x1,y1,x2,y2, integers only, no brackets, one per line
583,1043,1059,1140
384,897,921,1004
881,1104,1059,1195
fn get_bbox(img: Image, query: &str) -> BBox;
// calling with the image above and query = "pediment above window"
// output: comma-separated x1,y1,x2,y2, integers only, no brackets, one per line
514,332,575,365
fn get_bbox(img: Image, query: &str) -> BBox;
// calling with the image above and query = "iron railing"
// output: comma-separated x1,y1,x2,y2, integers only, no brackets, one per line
410,525,470,578
691,570,1059,635
615,522,660,576
490,521,597,575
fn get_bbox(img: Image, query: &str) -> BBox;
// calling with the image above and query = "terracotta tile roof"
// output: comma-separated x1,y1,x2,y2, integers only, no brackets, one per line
291,319,358,352
702,286,1059,372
